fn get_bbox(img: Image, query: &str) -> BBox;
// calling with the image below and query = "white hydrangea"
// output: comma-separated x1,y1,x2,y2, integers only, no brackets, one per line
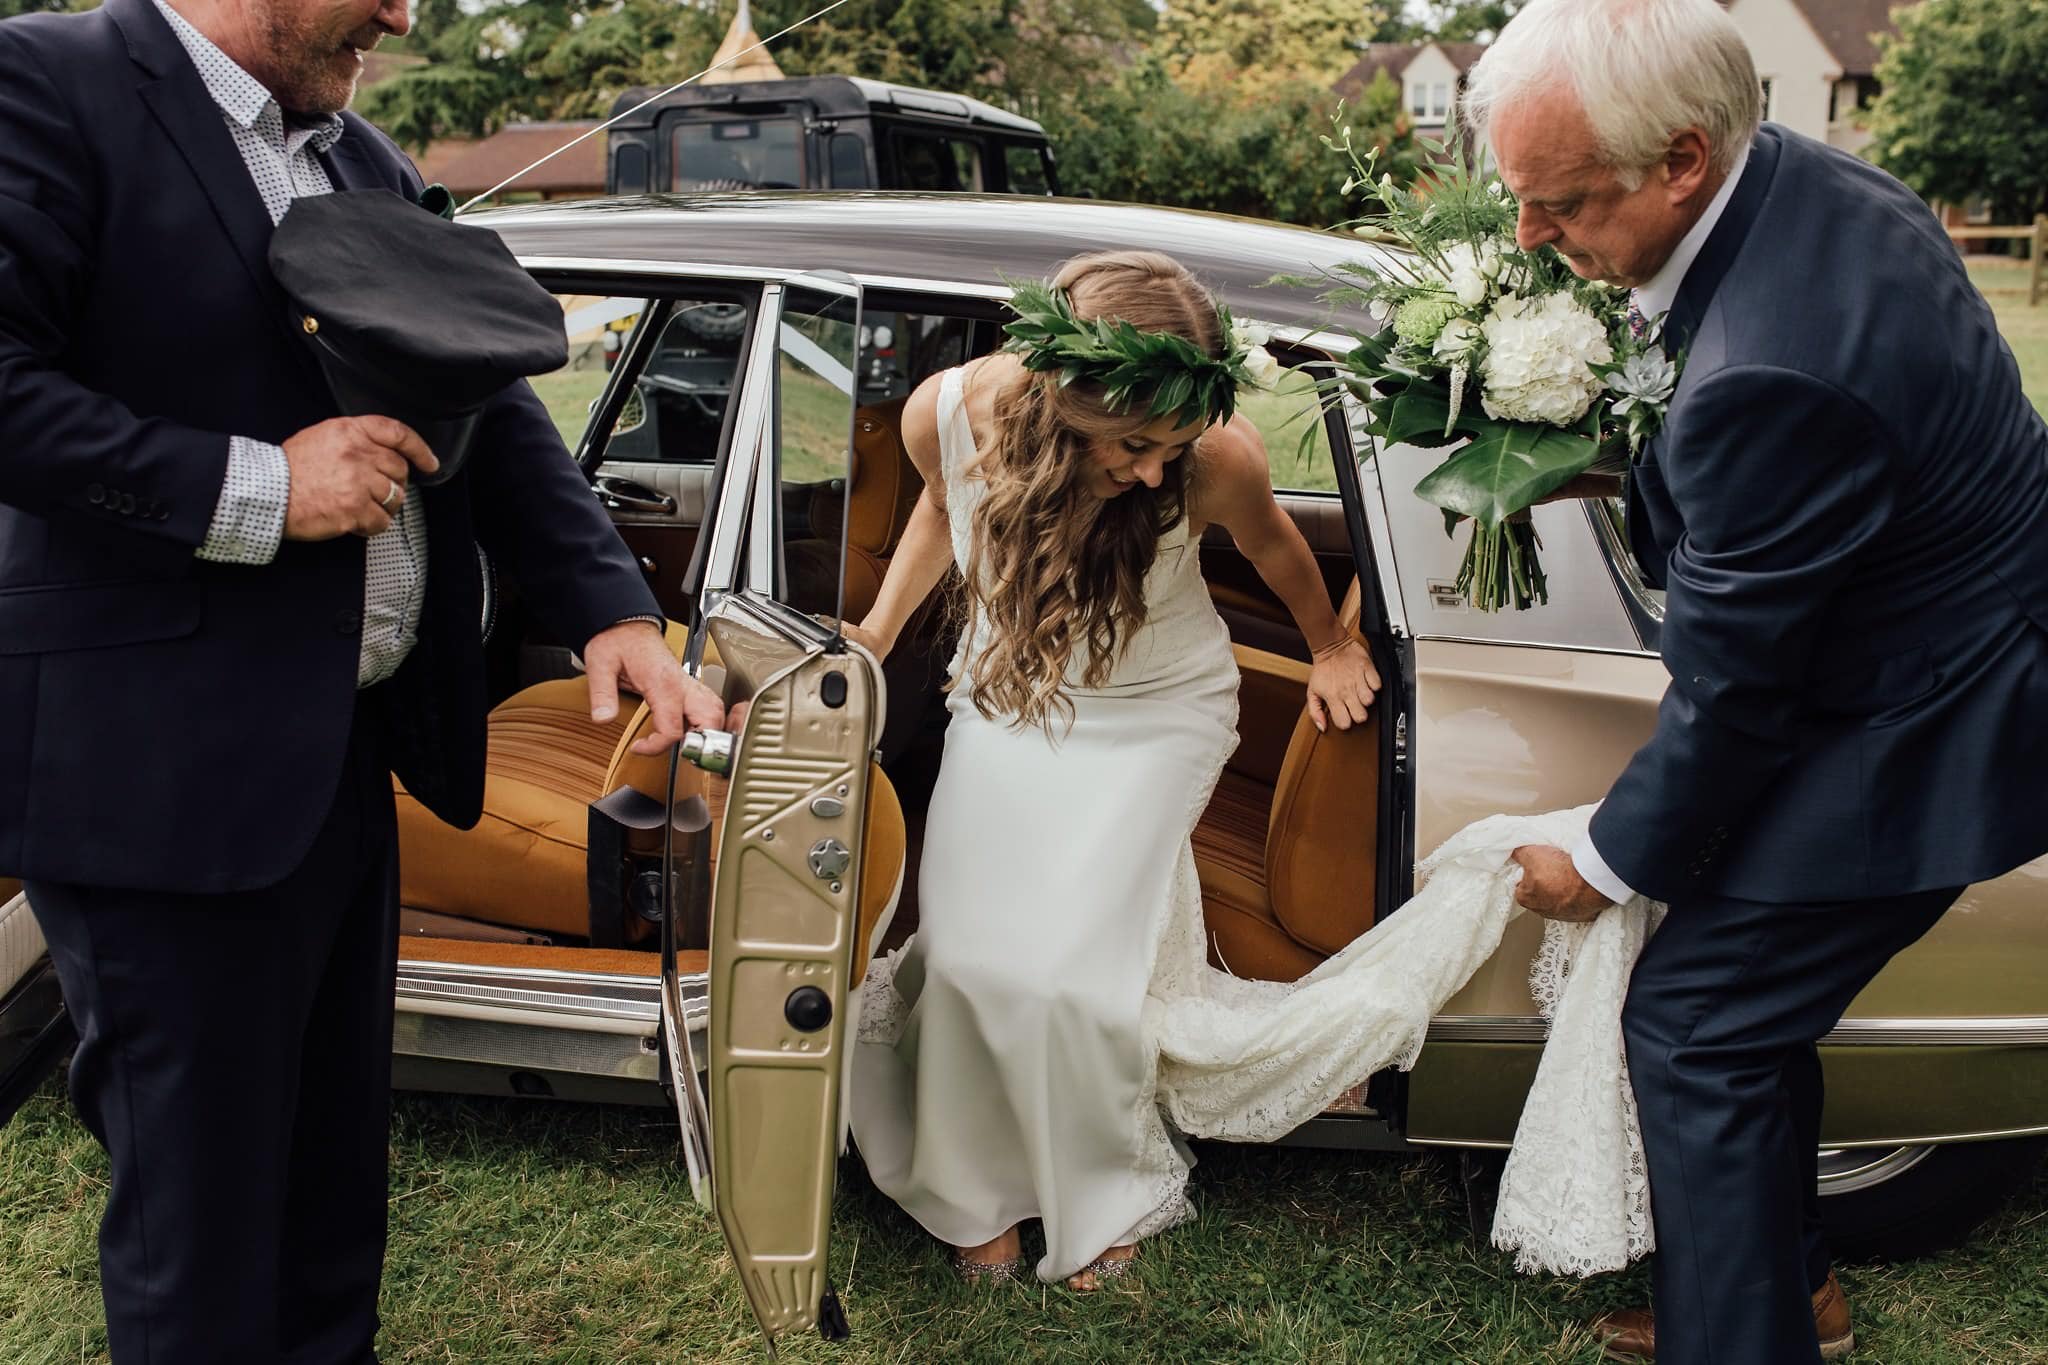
1479,292,1613,426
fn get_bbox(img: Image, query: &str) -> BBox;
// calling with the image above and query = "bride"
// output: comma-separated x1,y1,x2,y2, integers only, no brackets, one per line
844,250,1380,1289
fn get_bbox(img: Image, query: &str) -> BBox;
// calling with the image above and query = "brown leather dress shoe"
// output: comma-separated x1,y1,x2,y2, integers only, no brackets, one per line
1592,1269,1855,1360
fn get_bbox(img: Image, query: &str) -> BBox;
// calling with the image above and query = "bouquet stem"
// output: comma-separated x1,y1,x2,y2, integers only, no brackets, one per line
1454,516,1549,612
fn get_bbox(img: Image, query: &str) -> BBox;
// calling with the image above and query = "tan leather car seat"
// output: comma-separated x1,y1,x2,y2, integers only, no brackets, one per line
1192,580,1380,982
805,396,922,623
396,628,903,958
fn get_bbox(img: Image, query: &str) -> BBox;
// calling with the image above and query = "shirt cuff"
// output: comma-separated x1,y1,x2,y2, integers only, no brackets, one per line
196,436,290,565
1572,832,1638,906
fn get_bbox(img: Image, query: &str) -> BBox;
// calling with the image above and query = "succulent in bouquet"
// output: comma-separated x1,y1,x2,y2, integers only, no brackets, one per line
1304,117,1679,611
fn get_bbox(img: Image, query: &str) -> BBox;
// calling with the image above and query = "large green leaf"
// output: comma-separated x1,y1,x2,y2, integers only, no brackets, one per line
1380,385,1458,445
1412,420,1599,529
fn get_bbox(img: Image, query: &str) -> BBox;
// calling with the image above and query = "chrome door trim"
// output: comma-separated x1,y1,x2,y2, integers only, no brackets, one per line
1584,497,1665,649
1410,635,1661,658
1426,1013,2048,1046
524,256,801,285
1347,400,1410,641
700,281,787,605
395,958,710,1030
1415,1122,2048,1155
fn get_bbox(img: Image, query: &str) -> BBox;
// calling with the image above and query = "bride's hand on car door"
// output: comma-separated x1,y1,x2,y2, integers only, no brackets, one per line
841,621,893,662
1306,639,1380,732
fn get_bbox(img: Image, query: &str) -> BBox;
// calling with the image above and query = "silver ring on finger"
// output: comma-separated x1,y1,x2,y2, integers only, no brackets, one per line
380,478,402,513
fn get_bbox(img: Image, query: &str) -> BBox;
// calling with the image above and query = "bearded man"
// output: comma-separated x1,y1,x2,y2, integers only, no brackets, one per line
0,2,722,1359
1464,0,2048,1361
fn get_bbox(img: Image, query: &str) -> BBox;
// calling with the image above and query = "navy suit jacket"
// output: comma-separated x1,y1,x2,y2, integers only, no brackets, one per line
0,0,660,893
1590,124,2048,905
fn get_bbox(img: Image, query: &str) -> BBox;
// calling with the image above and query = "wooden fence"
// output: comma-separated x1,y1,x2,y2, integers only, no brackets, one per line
1946,215,2047,306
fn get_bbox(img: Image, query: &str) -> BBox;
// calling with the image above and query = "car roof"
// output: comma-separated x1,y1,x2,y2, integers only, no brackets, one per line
608,76,1048,137
472,191,1394,334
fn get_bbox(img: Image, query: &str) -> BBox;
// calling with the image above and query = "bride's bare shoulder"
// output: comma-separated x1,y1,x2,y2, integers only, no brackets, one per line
959,352,1024,430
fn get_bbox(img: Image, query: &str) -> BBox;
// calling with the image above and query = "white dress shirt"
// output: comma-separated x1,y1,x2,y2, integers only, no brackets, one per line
159,0,427,688
1571,144,1751,907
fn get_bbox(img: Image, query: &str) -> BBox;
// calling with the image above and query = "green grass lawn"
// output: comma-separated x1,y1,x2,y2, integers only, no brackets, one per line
5,1076,2048,1363
1968,257,2047,414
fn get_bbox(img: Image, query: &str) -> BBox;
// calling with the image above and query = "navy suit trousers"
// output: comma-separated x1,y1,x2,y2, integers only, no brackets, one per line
29,700,398,1365
1623,885,1962,1365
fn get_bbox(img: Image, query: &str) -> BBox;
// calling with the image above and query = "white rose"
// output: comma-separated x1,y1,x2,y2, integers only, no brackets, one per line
1478,292,1613,426
1440,241,1504,308
1433,317,1481,360
1243,345,1284,389
1233,319,1274,349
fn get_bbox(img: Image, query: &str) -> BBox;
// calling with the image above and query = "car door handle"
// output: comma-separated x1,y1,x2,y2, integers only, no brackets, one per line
680,727,735,775
595,474,677,515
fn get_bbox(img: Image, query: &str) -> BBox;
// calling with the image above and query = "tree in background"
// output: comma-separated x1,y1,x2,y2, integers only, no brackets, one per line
1153,0,1384,85
360,0,729,149
756,0,1153,112
1403,0,1519,43
1866,0,2048,228
357,0,1437,226
0,0,95,14
362,0,1153,150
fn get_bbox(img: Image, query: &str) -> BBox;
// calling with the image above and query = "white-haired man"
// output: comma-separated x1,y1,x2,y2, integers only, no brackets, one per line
1464,0,2048,1361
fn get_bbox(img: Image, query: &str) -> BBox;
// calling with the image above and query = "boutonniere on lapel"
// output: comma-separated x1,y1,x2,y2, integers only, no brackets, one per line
1291,122,1686,611
1591,326,1679,462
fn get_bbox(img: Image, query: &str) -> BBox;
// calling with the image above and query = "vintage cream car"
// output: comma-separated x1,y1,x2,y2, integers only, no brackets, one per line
3,193,2044,1346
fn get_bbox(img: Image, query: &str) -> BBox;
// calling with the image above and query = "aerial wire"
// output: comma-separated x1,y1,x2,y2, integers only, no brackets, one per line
457,0,861,214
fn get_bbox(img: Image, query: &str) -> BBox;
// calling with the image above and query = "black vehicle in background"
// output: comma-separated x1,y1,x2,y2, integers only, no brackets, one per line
604,75,1059,197
598,76,1059,466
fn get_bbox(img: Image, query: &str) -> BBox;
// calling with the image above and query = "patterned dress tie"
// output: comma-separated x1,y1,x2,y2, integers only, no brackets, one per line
1625,292,1651,340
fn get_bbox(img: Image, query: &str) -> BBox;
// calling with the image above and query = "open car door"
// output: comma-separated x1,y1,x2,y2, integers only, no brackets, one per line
660,273,892,1346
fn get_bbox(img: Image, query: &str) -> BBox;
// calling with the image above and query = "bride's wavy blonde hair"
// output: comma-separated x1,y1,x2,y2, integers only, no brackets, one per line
959,250,1226,731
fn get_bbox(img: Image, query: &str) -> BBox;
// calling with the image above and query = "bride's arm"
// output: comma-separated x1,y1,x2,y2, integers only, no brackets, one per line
846,373,955,662
1196,417,1381,731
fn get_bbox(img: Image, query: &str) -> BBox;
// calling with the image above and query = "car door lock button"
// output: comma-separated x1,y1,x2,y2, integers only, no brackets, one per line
809,796,846,819
784,986,833,1033
808,838,852,880
820,672,848,708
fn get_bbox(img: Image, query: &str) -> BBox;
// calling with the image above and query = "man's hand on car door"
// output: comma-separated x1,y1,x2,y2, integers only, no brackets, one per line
583,620,726,754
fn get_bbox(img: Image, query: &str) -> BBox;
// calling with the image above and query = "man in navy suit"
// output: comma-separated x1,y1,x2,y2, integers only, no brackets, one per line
0,0,723,1358
1462,0,2048,1360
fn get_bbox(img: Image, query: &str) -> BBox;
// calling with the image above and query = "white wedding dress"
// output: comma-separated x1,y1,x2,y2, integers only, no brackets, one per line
850,366,1660,1283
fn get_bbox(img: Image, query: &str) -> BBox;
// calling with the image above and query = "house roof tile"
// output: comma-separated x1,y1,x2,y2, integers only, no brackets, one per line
1333,40,1488,99
1790,0,1899,75
415,122,607,199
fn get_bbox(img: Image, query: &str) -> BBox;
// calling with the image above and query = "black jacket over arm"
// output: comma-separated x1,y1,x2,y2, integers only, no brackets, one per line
1591,125,2048,905
0,0,660,893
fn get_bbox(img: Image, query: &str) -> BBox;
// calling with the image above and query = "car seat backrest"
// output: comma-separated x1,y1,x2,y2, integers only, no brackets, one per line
1265,579,1381,957
848,396,920,558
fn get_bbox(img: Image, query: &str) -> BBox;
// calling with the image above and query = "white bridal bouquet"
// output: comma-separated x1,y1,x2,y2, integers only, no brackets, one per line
1311,121,1678,611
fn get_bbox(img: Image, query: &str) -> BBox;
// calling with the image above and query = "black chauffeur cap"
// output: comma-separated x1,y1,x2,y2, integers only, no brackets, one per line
267,188,569,485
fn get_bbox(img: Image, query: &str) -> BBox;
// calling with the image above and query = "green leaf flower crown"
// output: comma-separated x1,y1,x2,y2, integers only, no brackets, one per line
999,275,1262,429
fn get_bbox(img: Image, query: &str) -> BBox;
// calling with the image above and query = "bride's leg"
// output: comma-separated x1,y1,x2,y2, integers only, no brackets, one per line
1064,1243,1136,1292
949,1224,1024,1283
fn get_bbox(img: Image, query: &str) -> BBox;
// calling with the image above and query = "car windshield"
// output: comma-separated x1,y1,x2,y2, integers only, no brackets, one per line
671,117,802,190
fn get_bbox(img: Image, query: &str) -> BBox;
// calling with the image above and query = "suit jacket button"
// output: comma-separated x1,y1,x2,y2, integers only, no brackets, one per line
86,483,106,506
153,504,171,521
336,608,362,635
117,492,137,515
